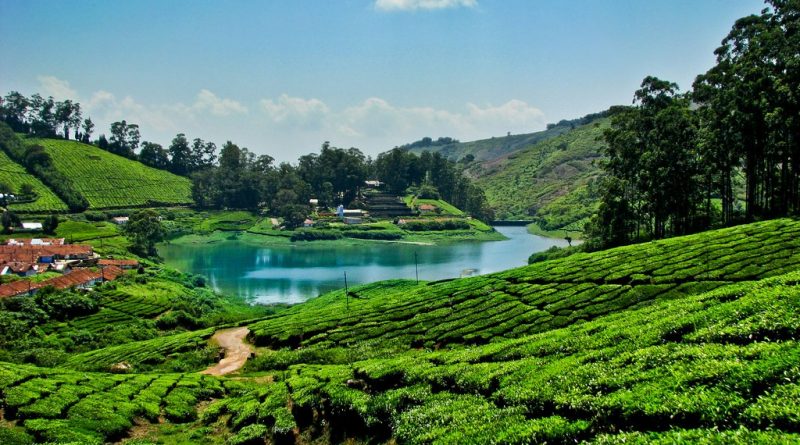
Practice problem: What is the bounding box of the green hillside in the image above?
[0,149,68,212]
[26,138,192,209]
[1,219,797,443]
[406,111,608,165]
[476,117,608,230]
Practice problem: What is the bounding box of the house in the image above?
[0,262,36,277]
[364,180,383,188]
[343,217,363,225]
[6,238,65,246]
[20,222,43,231]
[343,209,364,217]
[303,219,315,228]
[418,204,437,214]
[112,216,129,225]
[309,199,319,208]
[0,265,125,299]
[396,219,408,225]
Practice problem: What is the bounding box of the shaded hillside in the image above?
[25,138,192,209]
[476,117,608,229]
[406,111,608,166]
[1,219,798,443]
[0,149,68,213]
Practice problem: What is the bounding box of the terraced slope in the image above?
[0,148,67,212]
[248,218,799,350]
[224,271,800,444]
[0,363,223,444]
[1,219,798,444]
[26,138,192,209]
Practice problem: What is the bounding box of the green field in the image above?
[0,148,68,212]
[1,218,798,443]
[26,138,192,209]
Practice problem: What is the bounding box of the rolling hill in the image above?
[475,117,608,228]
[401,111,611,231]
[405,111,608,165]
[26,138,192,209]
[1,219,797,443]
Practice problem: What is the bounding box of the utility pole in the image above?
[414,251,419,284]
[344,271,349,312]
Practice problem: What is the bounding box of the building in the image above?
[0,262,37,277]
[20,222,43,231]
[418,204,437,213]
[343,217,363,225]
[112,216,129,225]
[303,219,315,228]
[6,238,66,246]
[0,266,125,299]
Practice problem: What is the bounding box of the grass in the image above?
[26,138,192,209]
[0,149,68,213]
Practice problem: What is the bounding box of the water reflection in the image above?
[159,226,568,304]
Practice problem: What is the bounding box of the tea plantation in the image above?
[0,148,68,212]
[26,138,192,209]
[0,219,798,443]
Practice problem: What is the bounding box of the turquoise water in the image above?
[159,226,569,304]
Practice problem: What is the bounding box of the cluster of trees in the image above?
[191,142,368,228]
[375,148,494,221]
[191,141,494,225]
[0,91,94,142]
[587,1,800,249]
[0,91,218,178]
[398,136,459,150]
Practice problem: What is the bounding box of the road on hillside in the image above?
[201,327,253,376]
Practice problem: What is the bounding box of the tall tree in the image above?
[168,133,192,176]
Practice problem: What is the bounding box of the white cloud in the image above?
[335,97,544,141]
[260,94,330,128]
[375,0,477,12]
[194,89,247,116]
[37,75,78,101]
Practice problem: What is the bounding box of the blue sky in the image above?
[0,0,765,161]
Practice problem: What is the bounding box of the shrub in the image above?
[290,230,342,242]
[402,220,470,231]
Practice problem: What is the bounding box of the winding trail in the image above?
[201,327,253,376]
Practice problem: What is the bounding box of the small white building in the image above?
[112,216,129,225]
[20,222,43,231]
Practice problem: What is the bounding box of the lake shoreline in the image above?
[159,226,568,305]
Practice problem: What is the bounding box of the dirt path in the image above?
[201,327,253,376]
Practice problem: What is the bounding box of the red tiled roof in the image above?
[4,261,35,273]
[0,245,94,260]
[0,266,125,298]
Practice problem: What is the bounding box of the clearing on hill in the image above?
[27,138,192,209]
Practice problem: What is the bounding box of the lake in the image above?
[159,226,569,305]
